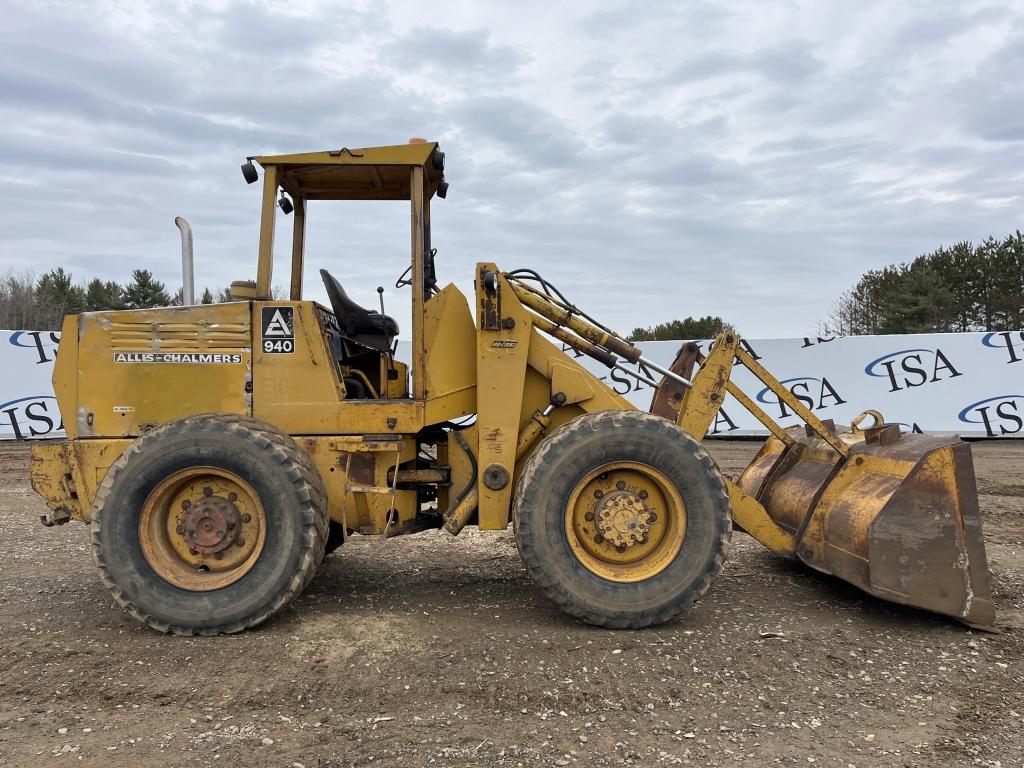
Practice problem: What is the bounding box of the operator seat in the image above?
[319,269,398,352]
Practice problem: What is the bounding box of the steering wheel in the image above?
[395,248,439,294]
[395,264,413,288]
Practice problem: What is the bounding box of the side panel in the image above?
[31,438,132,523]
[52,315,80,439]
[251,300,343,424]
[252,300,426,435]
[299,436,417,535]
[30,442,82,521]
[76,304,251,437]
[422,283,477,424]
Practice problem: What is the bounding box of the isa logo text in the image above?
[755,376,846,419]
[982,331,1024,365]
[864,347,962,393]
[8,331,61,365]
[0,396,64,439]
[958,395,1024,437]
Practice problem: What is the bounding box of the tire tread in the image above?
[90,413,328,636]
[513,410,731,628]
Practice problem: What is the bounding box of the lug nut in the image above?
[648,512,657,522]
[616,480,626,490]
[242,513,251,523]
[203,487,213,497]
[594,490,603,499]
[584,511,594,522]
[638,490,648,500]
[594,533,603,544]
[181,500,191,510]
[236,537,246,547]
[616,544,627,553]
[227,521,236,530]
[176,525,185,534]
[228,492,238,502]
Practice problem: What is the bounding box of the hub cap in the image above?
[139,467,266,591]
[564,461,686,583]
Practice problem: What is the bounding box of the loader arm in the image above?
[502,271,994,628]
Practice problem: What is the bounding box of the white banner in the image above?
[0,330,64,439]
[556,331,1024,438]
[3,329,1022,439]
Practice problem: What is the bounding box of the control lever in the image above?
[377,287,397,388]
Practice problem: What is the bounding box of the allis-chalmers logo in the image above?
[959,395,1024,437]
[8,331,61,364]
[864,347,962,392]
[982,331,1024,364]
[755,376,846,419]
[0,395,63,438]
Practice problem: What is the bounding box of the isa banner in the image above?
[1,330,64,439]
[3,328,1023,439]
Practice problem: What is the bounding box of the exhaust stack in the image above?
[174,216,195,305]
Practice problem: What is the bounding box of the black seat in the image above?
[319,269,398,350]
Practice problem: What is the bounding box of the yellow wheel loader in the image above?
[29,141,995,635]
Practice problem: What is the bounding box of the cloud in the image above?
[669,44,823,86]
[379,25,528,74]
[0,0,1020,339]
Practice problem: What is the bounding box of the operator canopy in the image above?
[243,142,448,201]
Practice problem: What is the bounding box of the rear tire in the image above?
[513,410,731,628]
[91,414,328,635]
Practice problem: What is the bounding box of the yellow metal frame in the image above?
[26,141,992,630]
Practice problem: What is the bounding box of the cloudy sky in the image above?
[1,0,1022,337]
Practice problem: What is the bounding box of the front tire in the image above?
[91,414,328,635]
[513,410,731,628]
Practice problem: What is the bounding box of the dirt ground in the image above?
[0,440,1021,768]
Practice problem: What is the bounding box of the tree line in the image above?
[629,315,734,341]
[824,231,1024,335]
[0,269,233,331]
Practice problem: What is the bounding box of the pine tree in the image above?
[200,287,214,304]
[35,268,85,329]
[994,231,1024,330]
[84,279,124,312]
[630,315,735,341]
[123,269,171,309]
[826,232,1024,335]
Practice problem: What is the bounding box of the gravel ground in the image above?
[0,439,1021,768]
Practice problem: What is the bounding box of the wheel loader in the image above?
[29,141,994,635]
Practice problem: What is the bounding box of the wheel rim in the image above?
[139,466,267,591]
[564,461,686,583]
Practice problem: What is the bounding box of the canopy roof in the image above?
[253,142,445,201]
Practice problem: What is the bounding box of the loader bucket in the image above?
[737,424,994,628]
